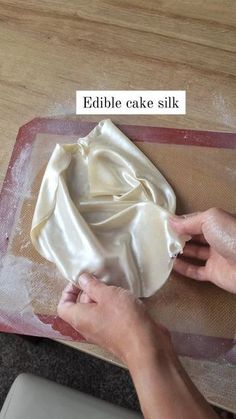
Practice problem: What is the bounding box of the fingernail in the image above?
[181,212,199,219]
[169,214,190,222]
[79,273,91,288]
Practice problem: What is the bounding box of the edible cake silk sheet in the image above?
[1,118,236,411]
[30,120,185,297]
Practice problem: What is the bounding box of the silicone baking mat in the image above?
[0,118,236,365]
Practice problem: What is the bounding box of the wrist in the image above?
[123,321,177,371]
[124,324,218,419]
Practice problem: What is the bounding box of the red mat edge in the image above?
[0,117,236,365]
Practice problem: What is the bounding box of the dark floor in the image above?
[0,332,139,412]
[0,332,235,418]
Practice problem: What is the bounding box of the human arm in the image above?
[58,274,217,419]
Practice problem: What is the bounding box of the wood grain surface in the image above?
[0,0,236,188]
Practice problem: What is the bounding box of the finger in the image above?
[173,258,206,281]
[182,243,210,261]
[78,273,108,302]
[169,212,205,236]
[60,283,80,305]
[57,295,95,330]
[79,291,94,304]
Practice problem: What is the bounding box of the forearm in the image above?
[125,327,218,419]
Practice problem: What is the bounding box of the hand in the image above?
[57,273,171,364]
[58,274,217,419]
[169,208,236,293]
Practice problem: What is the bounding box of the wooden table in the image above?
[1,0,236,187]
[0,0,236,410]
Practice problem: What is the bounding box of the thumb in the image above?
[78,273,108,302]
[57,282,92,329]
[169,212,204,235]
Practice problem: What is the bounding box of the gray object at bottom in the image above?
[0,374,142,419]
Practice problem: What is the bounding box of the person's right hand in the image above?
[58,274,218,419]
[169,208,236,293]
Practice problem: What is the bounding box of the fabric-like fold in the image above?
[31,119,186,297]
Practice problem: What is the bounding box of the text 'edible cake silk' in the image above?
[30,119,186,297]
